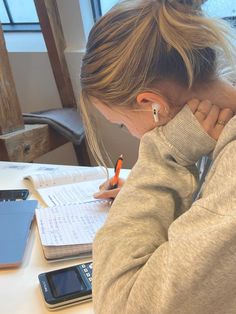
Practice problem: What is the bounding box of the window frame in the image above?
[90,0,236,24]
[90,0,102,22]
[224,16,236,26]
[1,0,41,33]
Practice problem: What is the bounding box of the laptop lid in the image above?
[0,200,37,268]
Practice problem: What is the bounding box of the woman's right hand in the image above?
[93,178,125,200]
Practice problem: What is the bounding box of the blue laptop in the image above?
[0,200,37,268]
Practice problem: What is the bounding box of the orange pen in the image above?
[110,154,123,189]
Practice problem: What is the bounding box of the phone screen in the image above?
[47,268,86,298]
[0,189,29,201]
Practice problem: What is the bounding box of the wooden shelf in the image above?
[0,124,68,162]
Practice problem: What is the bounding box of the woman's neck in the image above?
[162,79,236,114]
[191,79,236,113]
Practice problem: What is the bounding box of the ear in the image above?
[136,92,170,117]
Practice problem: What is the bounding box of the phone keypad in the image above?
[78,263,93,284]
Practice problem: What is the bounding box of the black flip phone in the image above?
[38,262,92,309]
[0,189,29,201]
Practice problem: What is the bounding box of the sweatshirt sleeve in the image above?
[92,106,234,314]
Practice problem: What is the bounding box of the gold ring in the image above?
[216,120,226,126]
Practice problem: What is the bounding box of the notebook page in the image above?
[24,166,106,189]
[36,202,109,246]
[37,179,104,207]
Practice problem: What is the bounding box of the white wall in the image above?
[4,0,139,169]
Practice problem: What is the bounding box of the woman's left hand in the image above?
[187,99,234,140]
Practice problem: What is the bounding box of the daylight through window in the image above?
[0,0,40,32]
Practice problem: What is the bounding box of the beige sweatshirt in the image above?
[93,105,236,314]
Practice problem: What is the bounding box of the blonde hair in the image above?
[80,0,236,166]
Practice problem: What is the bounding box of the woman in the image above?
[80,0,236,313]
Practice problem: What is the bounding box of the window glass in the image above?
[6,0,39,23]
[100,0,118,15]
[98,0,236,18]
[203,0,236,18]
[0,1,10,23]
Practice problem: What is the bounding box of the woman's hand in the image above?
[94,99,234,201]
[93,178,125,200]
[187,99,234,140]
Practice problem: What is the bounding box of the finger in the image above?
[99,181,110,190]
[187,99,200,113]
[116,178,125,187]
[215,108,234,127]
[194,100,212,122]
[99,177,117,190]
[212,108,234,140]
[203,104,220,130]
[100,178,125,190]
[94,188,120,199]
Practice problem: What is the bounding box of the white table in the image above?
[0,161,129,314]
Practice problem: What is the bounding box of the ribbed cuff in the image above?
[160,105,216,166]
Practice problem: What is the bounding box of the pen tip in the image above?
[119,154,123,159]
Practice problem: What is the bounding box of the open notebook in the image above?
[24,166,110,260]
[35,201,110,260]
[24,166,107,207]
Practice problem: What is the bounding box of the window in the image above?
[91,0,236,21]
[99,0,118,15]
[203,0,236,19]
[0,0,40,32]
[91,0,118,20]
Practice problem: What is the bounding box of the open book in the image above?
[24,166,109,260]
[35,201,109,260]
[24,166,107,207]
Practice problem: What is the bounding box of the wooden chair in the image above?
[0,0,90,165]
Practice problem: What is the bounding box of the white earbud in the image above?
[152,103,160,123]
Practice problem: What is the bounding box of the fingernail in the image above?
[93,192,102,198]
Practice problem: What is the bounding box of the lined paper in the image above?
[24,166,106,189]
[36,202,109,246]
[38,179,104,207]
